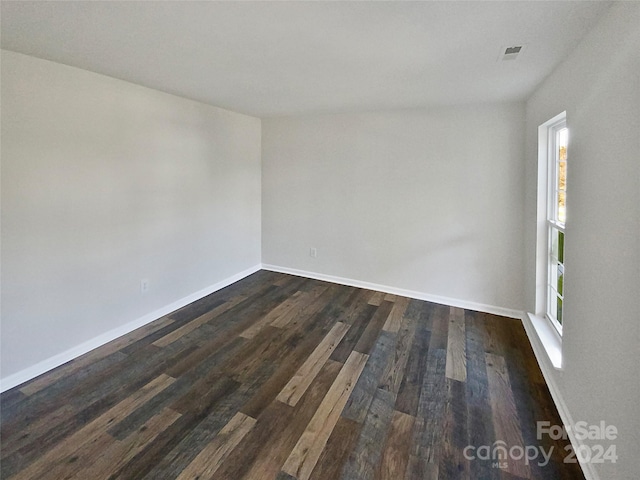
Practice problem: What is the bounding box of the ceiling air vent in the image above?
[500,45,524,61]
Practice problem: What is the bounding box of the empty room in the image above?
[1,1,638,479]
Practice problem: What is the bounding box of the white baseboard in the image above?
[0,264,261,393]
[261,264,523,319]
[521,313,599,480]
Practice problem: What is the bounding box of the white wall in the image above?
[1,51,262,381]
[262,103,525,313]
[524,3,640,479]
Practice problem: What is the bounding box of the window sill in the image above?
[524,313,563,369]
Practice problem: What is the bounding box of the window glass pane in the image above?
[558,230,564,263]
[558,191,566,223]
[556,127,568,223]
[558,129,568,158]
[557,295,563,325]
[558,161,567,191]
[557,262,564,296]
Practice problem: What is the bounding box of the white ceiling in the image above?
[1,1,611,117]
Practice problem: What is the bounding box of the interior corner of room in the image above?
[1,2,638,479]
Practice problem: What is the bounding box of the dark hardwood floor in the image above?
[0,270,584,479]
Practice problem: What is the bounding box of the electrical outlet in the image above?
[309,247,317,258]
[140,279,150,294]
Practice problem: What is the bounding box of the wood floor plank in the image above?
[429,303,449,349]
[342,330,396,424]
[486,352,531,479]
[382,296,410,333]
[395,302,432,417]
[375,410,415,480]
[282,351,369,480]
[277,321,350,406]
[307,417,362,480]
[340,387,396,479]
[480,312,504,356]
[330,303,377,364]
[368,291,385,306]
[445,306,467,382]
[438,378,470,480]
[379,313,417,395]
[354,300,394,355]
[175,411,256,480]
[465,312,500,480]
[412,347,447,463]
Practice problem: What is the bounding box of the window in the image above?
[527,112,567,368]
[546,120,568,333]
